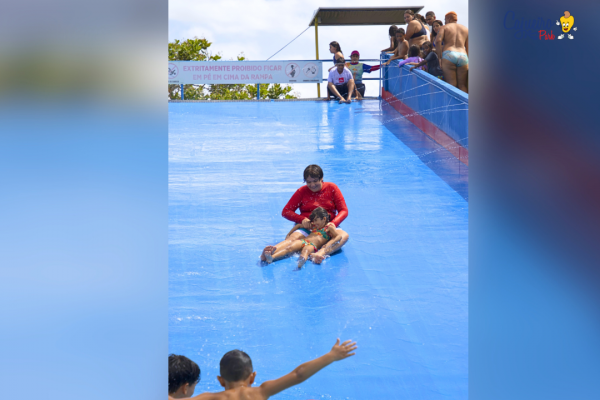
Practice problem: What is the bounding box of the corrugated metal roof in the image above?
[308,6,424,26]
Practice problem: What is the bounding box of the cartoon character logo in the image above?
[556,11,577,39]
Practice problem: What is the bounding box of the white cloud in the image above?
[170,0,468,98]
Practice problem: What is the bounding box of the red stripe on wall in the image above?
[382,88,469,166]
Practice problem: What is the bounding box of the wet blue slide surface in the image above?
[169,100,468,399]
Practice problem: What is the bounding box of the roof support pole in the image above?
[314,16,320,98]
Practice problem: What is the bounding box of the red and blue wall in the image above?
[381,53,469,165]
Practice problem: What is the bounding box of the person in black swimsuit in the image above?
[404,10,430,49]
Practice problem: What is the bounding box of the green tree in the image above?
[168,38,297,100]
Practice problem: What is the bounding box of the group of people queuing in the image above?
[325,9,469,102]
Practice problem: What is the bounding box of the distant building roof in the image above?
[308,6,424,26]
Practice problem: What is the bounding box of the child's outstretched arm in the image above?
[259,338,357,398]
[409,59,427,71]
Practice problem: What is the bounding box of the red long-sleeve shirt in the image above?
[282,182,348,227]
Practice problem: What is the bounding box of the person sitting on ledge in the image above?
[326,57,355,104]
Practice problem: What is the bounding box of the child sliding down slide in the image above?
[261,207,340,269]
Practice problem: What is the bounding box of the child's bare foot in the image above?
[297,256,307,269]
[261,245,276,263]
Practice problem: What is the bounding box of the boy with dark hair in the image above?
[169,354,201,398]
[326,56,355,103]
[383,28,409,65]
[425,11,436,27]
[180,338,357,400]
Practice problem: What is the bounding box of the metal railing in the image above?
[177,57,388,100]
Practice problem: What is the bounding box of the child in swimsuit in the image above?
[261,207,339,269]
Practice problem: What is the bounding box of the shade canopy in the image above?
[308,6,424,26]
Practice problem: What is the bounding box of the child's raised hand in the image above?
[329,338,357,361]
[301,218,312,230]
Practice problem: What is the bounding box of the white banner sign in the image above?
[168,61,322,85]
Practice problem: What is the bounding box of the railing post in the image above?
[257,84,260,99]
[379,53,382,99]
[180,84,184,100]
[315,16,320,98]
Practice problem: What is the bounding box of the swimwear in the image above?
[295,226,330,241]
[442,50,469,68]
[412,21,428,38]
[311,227,331,241]
[301,239,317,252]
[296,228,310,237]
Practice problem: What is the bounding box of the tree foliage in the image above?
[168,38,296,100]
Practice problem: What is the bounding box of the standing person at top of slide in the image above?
[327,41,344,72]
[404,10,430,49]
[431,20,444,48]
[381,25,399,53]
[425,11,437,29]
[281,165,349,263]
[436,11,469,93]
[383,28,409,65]
[425,11,438,43]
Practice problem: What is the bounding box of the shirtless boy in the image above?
[383,28,409,65]
[436,11,469,93]
[169,338,357,400]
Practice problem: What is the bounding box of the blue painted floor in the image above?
[169,100,468,399]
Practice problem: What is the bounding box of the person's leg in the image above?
[344,81,355,102]
[441,58,458,88]
[356,83,366,98]
[336,83,349,100]
[456,56,469,93]
[326,84,335,100]
[261,230,307,261]
[298,243,316,268]
[310,229,350,264]
[260,245,277,261]
[268,239,304,263]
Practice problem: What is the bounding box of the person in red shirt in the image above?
[261,165,349,264]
